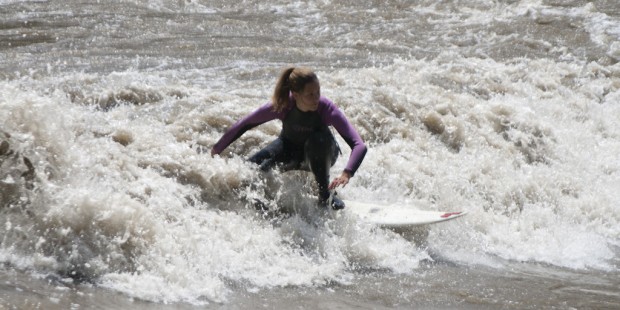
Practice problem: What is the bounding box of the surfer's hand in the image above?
[210,148,218,157]
[329,171,351,190]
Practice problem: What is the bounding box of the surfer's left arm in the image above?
[321,100,367,188]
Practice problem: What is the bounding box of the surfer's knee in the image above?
[249,139,284,171]
[248,149,273,171]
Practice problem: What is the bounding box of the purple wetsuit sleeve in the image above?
[320,98,367,176]
[212,103,280,155]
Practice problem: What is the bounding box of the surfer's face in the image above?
[294,80,320,112]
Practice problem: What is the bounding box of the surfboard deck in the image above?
[343,200,467,228]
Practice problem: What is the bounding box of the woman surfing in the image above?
[211,67,367,210]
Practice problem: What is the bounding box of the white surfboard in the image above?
[344,200,467,228]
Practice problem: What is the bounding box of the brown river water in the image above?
[1,0,619,309]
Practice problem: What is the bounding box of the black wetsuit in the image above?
[249,104,340,199]
[212,96,367,204]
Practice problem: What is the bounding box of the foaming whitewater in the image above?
[1,0,620,307]
[2,54,619,304]
[0,69,434,304]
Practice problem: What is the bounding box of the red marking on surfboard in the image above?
[441,212,462,218]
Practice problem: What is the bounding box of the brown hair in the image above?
[272,67,318,112]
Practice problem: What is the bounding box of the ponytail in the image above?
[272,67,318,112]
[272,67,295,112]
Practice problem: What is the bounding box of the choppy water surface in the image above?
[1,0,619,309]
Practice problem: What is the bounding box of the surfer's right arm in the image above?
[211,103,281,156]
